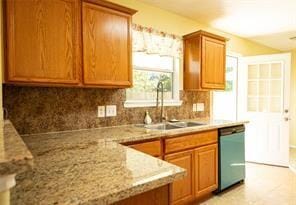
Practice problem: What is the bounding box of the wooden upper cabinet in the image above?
[4,0,136,88]
[201,36,226,89]
[82,1,136,87]
[5,0,81,85]
[183,31,226,91]
[165,150,195,205]
[194,143,218,198]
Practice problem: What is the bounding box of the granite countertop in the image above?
[12,128,185,205]
[0,121,33,175]
[12,118,247,205]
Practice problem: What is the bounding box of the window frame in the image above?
[124,54,182,108]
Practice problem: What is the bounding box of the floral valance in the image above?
[132,24,183,58]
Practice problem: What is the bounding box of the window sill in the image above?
[124,100,183,108]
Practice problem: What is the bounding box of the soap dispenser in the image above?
[144,111,152,125]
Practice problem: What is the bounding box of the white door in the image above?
[238,53,291,167]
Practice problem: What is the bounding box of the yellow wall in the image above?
[290,50,296,147]
[109,0,279,56]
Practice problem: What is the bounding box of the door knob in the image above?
[284,117,291,121]
[284,109,289,113]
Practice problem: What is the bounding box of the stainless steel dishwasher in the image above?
[216,125,246,193]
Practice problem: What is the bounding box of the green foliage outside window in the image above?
[127,70,173,100]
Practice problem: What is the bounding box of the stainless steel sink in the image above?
[144,123,181,130]
[143,121,206,130]
[171,121,206,128]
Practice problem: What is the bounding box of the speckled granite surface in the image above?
[11,119,247,205]
[0,121,33,175]
[3,86,210,134]
[12,133,185,205]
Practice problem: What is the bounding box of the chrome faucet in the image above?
[156,81,165,123]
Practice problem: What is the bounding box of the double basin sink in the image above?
[143,121,206,130]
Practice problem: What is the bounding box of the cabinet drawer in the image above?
[165,130,218,154]
[129,140,161,157]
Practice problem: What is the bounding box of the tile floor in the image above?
[200,163,296,205]
[290,148,296,172]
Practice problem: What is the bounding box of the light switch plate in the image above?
[98,106,105,118]
[106,105,117,117]
[196,103,205,112]
[192,103,197,112]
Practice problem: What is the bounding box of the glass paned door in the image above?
[247,62,283,113]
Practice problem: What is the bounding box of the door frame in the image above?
[210,51,242,120]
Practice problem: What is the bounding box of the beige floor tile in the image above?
[290,148,296,172]
[199,163,296,205]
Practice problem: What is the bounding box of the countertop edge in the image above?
[0,120,33,175]
[101,164,186,204]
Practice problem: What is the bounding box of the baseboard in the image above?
[290,145,296,149]
[289,165,296,174]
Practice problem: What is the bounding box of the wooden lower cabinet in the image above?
[165,150,195,205]
[128,140,161,157]
[165,143,218,204]
[121,130,218,205]
[195,143,218,198]
[114,185,169,205]
[164,130,218,154]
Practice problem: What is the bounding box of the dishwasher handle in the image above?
[219,125,245,136]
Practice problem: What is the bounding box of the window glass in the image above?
[133,52,174,71]
[247,62,283,113]
[126,52,179,102]
[126,70,173,101]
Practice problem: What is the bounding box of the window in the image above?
[125,24,183,108]
[124,52,182,108]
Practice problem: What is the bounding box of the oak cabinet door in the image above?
[6,0,81,85]
[165,150,195,205]
[201,36,226,90]
[183,35,201,91]
[82,2,132,87]
[128,140,161,157]
[194,143,218,197]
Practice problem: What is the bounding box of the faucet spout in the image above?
[156,81,165,123]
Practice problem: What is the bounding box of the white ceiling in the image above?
[138,0,296,51]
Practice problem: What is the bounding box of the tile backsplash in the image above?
[3,85,210,134]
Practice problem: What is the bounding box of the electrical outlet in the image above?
[192,103,197,112]
[196,103,205,112]
[97,106,105,118]
[106,105,117,117]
